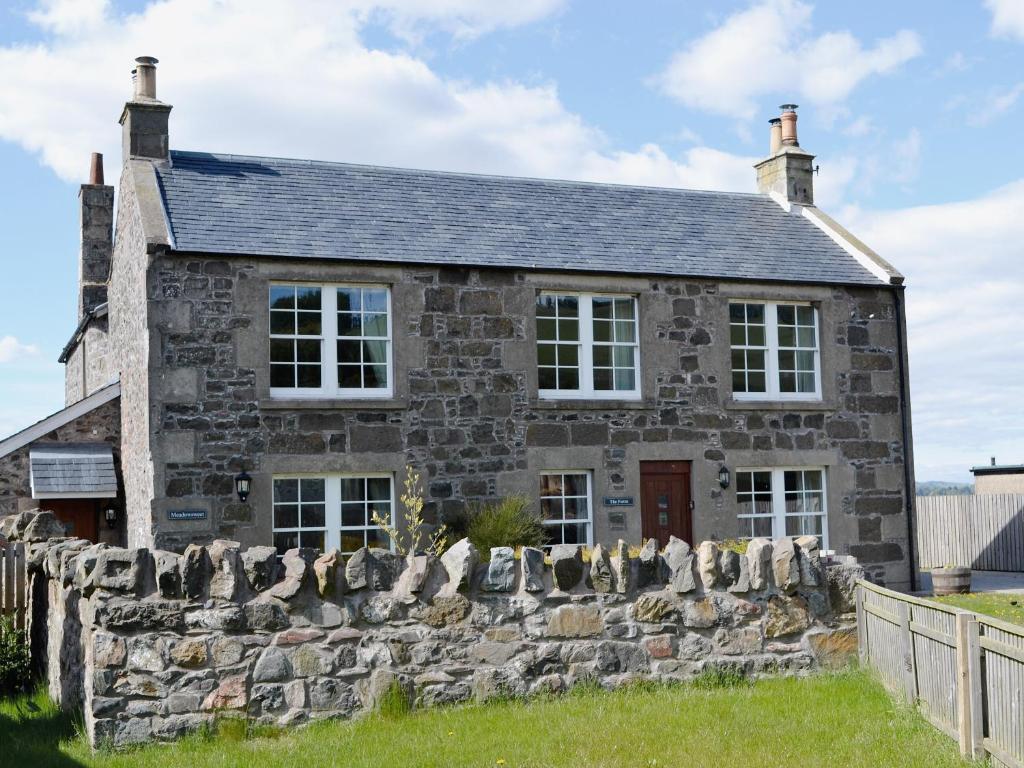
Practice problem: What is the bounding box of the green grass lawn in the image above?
[0,672,976,768]
[932,592,1024,625]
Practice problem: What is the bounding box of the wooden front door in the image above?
[640,461,692,546]
[36,499,100,543]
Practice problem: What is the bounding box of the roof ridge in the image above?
[168,149,766,200]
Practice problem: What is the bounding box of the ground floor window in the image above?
[735,467,828,549]
[539,471,593,547]
[272,473,394,556]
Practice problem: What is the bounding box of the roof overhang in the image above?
[0,381,120,460]
[30,443,117,498]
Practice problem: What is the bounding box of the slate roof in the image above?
[155,150,884,286]
[29,443,117,498]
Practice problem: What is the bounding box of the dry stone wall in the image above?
[5,510,861,750]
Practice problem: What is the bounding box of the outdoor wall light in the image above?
[234,471,252,502]
[104,506,118,530]
[718,466,731,489]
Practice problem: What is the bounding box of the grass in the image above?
[0,671,978,768]
[932,591,1024,625]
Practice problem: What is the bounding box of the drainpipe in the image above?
[892,285,916,591]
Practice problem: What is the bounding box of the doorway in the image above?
[640,461,692,546]
[36,499,100,543]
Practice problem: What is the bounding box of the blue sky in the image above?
[0,0,1022,482]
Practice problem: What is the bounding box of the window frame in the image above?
[271,472,396,556]
[538,469,595,548]
[729,300,822,402]
[537,291,642,401]
[735,466,829,550]
[269,282,394,400]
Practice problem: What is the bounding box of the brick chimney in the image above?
[754,104,816,205]
[79,152,114,318]
[119,56,172,162]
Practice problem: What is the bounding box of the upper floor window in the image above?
[270,284,392,398]
[730,302,820,400]
[272,473,394,556]
[537,293,640,399]
[736,467,829,549]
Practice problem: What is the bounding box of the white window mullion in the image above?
[766,306,780,399]
[325,476,341,551]
[579,297,594,393]
[322,287,338,396]
[771,469,787,540]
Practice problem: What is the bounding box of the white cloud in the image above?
[986,0,1024,41]
[844,180,1024,481]
[0,336,40,364]
[26,0,109,35]
[968,82,1024,126]
[654,0,921,120]
[0,0,753,195]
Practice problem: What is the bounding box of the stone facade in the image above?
[64,315,113,406]
[5,511,860,749]
[0,397,121,518]
[135,251,913,587]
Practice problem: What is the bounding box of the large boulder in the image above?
[153,550,182,599]
[772,537,801,594]
[795,535,822,587]
[746,538,773,591]
[242,546,279,592]
[181,544,210,600]
[207,539,242,600]
[520,547,545,592]
[613,540,630,594]
[313,549,342,598]
[589,543,613,593]
[440,538,479,592]
[664,537,696,593]
[550,545,584,591]
[637,538,661,587]
[697,541,720,589]
[482,547,516,592]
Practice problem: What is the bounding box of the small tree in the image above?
[373,466,448,556]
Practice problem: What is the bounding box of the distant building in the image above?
[971,458,1024,494]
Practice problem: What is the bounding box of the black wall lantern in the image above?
[718,466,731,489]
[104,506,118,530]
[234,471,252,502]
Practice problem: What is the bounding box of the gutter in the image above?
[892,285,917,592]
[58,302,108,364]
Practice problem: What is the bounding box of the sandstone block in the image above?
[590,543,613,593]
[546,604,603,638]
[765,595,812,638]
[746,538,772,591]
[441,538,479,591]
[613,540,630,594]
[772,538,801,594]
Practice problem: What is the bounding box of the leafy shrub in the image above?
[718,538,749,555]
[466,496,545,559]
[0,615,31,696]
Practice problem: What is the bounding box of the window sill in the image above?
[259,397,409,411]
[724,398,835,412]
[531,398,653,411]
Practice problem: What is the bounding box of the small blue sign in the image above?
[168,509,207,521]
[603,496,634,507]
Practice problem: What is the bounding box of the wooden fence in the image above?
[916,494,1024,571]
[858,580,1024,766]
[0,536,28,631]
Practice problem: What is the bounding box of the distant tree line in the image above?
[916,481,974,497]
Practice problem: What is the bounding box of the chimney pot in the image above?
[992,457,997,466]
[779,103,799,146]
[768,118,783,155]
[133,55,159,100]
[88,152,104,185]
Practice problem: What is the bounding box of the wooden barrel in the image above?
[932,566,971,596]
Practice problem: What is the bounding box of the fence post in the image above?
[897,600,917,703]
[856,584,868,666]
[964,618,985,760]
[955,611,977,757]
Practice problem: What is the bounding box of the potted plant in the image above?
[931,565,971,596]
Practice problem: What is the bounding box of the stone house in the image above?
[0,57,916,589]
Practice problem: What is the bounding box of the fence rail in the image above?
[0,536,28,631]
[858,580,1024,766]
[916,494,1024,571]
